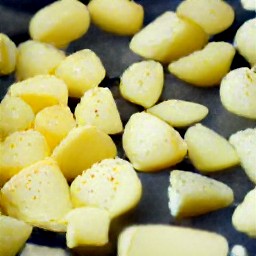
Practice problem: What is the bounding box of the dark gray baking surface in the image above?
[0,0,256,255]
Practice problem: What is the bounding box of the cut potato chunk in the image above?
[0,215,32,256]
[123,112,187,172]
[177,0,235,35]
[147,100,208,127]
[70,158,142,218]
[120,60,164,108]
[130,11,208,63]
[8,75,68,113]
[55,49,106,98]
[241,0,256,10]
[1,158,72,232]
[66,207,110,248]
[168,170,234,218]
[88,0,144,35]
[184,124,239,172]
[232,187,256,237]
[230,245,249,256]
[52,126,117,180]
[29,0,90,48]
[168,42,235,86]
[118,225,229,256]
[220,67,256,119]
[75,87,123,134]
[21,244,68,256]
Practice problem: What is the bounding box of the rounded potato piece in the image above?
[184,124,239,172]
[1,158,72,232]
[220,67,256,119]
[70,158,142,218]
[88,0,144,36]
[122,112,187,172]
[241,0,256,10]
[0,215,32,256]
[55,49,106,98]
[231,245,249,256]
[168,42,235,86]
[29,0,90,48]
[120,60,164,108]
[16,40,65,81]
[118,225,229,256]
[177,0,235,35]
[20,244,69,256]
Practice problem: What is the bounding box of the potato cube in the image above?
[122,112,187,172]
[70,158,142,218]
[21,244,68,256]
[184,124,239,172]
[168,170,234,218]
[168,42,235,86]
[75,87,123,134]
[1,158,72,232]
[120,60,164,108]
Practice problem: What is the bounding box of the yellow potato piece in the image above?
[177,0,235,35]
[88,0,144,36]
[21,244,68,256]
[75,87,123,134]
[232,188,256,237]
[70,158,142,218]
[0,33,17,75]
[16,40,65,81]
[220,67,256,119]
[55,49,106,98]
[122,112,187,172]
[66,207,110,248]
[0,215,32,256]
[34,105,76,151]
[168,42,235,86]
[168,170,234,218]
[120,60,164,108]
[130,11,208,63]
[52,126,117,180]
[1,158,72,232]
[118,225,229,256]
[184,124,239,172]
[8,75,68,113]
[29,0,90,48]
[147,99,208,127]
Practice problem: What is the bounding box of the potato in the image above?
[88,0,144,36]
[55,49,106,98]
[232,188,256,237]
[34,105,76,151]
[66,207,110,248]
[52,126,117,180]
[147,100,208,127]
[220,67,256,119]
[120,60,164,108]
[21,244,68,256]
[168,42,235,86]
[234,18,256,66]
[177,0,235,35]
[168,170,234,218]
[29,0,90,48]
[184,124,239,172]
[0,95,34,139]
[0,158,72,232]
[0,215,32,256]
[70,158,142,218]
[0,33,17,75]
[130,11,208,63]
[231,245,249,256]
[8,75,68,113]
[241,0,256,10]
[118,225,229,256]
[122,112,187,172]
[75,87,123,134]
[16,40,65,81]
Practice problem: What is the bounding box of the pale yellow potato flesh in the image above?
[21,244,68,256]
[241,0,256,10]
[130,11,208,63]
[120,60,164,108]
[184,124,239,172]
[168,42,235,86]
[231,245,249,256]
[168,170,234,217]
[88,0,144,36]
